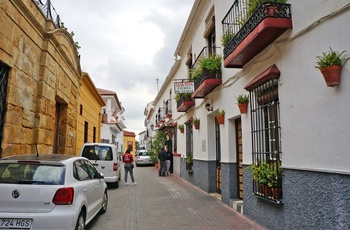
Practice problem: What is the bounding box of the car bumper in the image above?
[0,205,81,230]
[136,160,154,165]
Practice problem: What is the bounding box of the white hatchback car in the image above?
[0,154,108,230]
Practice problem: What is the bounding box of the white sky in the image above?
[51,0,194,138]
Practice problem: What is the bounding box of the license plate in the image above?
[0,219,32,229]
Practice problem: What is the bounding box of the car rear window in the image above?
[0,163,65,185]
[82,145,113,161]
[138,151,148,156]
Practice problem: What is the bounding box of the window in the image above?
[245,65,282,203]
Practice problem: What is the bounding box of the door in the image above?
[235,118,243,199]
[215,118,221,194]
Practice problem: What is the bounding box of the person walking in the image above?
[158,146,167,176]
[122,149,137,185]
[165,145,171,175]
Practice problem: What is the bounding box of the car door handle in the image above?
[95,185,98,189]
[84,189,88,193]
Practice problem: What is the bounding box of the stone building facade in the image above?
[0,0,81,157]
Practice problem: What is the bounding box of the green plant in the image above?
[175,93,192,102]
[217,110,225,116]
[240,0,287,26]
[147,131,166,163]
[315,47,350,70]
[193,117,200,124]
[186,155,193,164]
[247,160,283,187]
[199,54,222,73]
[236,94,249,104]
[221,30,235,47]
[178,124,184,130]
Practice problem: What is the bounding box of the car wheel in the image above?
[75,211,85,230]
[99,191,108,214]
[111,180,119,188]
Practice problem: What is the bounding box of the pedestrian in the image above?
[158,146,167,176]
[165,145,171,175]
[122,149,137,185]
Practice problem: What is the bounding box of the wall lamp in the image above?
[205,103,213,111]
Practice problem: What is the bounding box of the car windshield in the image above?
[0,163,65,185]
[82,146,113,161]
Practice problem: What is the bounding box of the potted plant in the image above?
[221,30,235,47]
[193,117,200,129]
[236,94,249,114]
[216,110,225,125]
[267,161,283,199]
[315,47,350,87]
[186,154,193,172]
[178,124,184,133]
[247,161,271,196]
[191,54,222,82]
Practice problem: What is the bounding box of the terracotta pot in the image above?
[179,128,184,133]
[238,103,248,114]
[216,115,224,124]
[194,123,200,129]
[271,187,282,200]
[320,65,341,87]
[155,162,159,168]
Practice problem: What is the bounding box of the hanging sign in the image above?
[174,81,194,94]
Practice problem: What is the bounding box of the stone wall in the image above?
[0,0,81,156]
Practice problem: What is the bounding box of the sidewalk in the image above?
[94,166,265,230]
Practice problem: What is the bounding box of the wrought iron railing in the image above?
[222,1,291,59]
[35,0,62,28]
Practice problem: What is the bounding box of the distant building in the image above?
[98,88,126,154]
[124,130,136,154]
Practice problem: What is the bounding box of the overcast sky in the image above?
[51,0,194,138]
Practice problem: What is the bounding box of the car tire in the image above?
[75,211,85,230]
[136,163,139,167]
[111,180,119,188]
[99,191,108,214]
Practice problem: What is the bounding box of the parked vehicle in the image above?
[0,154,108,230]
[80,143,122,188]
[135,149,155,166]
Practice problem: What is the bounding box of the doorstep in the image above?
[229,199,244,214]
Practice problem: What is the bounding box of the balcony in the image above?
[222,1,292,68]
[176,94,195,112]
[190,47,222,98]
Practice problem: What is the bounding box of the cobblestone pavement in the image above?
[86,166,265,230]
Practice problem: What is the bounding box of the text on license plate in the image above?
[0,219,32,229]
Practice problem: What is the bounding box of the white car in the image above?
[80,143,122,188]
[135,150,155,166]
[0,154,108,230]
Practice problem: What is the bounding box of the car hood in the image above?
[0,184,59,213]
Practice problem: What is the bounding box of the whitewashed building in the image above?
[98,88,126,154]
[144,0,350,229]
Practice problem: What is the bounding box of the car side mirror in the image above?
[99,172,104,179]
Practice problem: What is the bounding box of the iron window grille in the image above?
[0,63,10,156]
[249,78,282,203]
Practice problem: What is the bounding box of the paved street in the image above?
[86,166,265,230]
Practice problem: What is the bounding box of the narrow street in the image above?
[86,166,265,230]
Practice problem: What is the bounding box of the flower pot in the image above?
[271,187,282,200]
[194,123,200,130]
[238,103,248,114]
[320,65,341,87]
[179,128,184,133]
[216,115,224,125]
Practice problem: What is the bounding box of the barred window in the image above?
[245,65,282,203]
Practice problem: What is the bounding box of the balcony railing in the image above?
[35,0,62,28]
[176,95,194,112]
[222,1,292,68]
[191,47,222,98]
